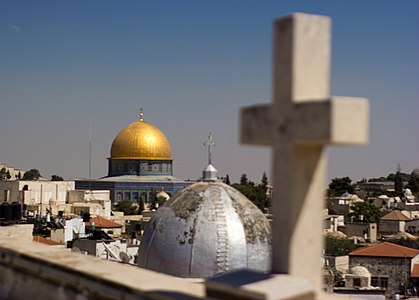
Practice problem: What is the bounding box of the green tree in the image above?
[0,168,6,180]
[394,171,404,194]
[224,174,231,185]
[6,170,11,180]
[407,172,419,194]
[240,173,248,185]
[368,176,386,182]
[23,169,41,180]
[327,177,354,197]
[17,171,21,179]
[232,179,270,212]
[349,202,382,224]
[261,172,268,193]
[113,200,138,215]
[324,236,357,256]
[51,174,64,181]
[387,173,396,181]
[138,198,145,214]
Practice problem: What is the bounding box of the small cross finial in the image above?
[139,107,144,121]
[203,132,216,165]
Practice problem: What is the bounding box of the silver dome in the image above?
[138,181,271,278]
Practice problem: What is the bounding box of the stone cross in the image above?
[240,13,369,292]
[204,132,216,165]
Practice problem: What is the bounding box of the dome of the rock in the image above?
[138,181,271,278]
[110,115,172,160]
[76,110,190,205]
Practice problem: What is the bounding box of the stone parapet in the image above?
[0,230,382,300]
[0,235,204,300]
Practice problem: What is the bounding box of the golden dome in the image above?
[110,115,172,160]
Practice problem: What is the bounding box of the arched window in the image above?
[116,192,123,201]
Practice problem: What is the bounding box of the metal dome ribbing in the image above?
[138,181,271,278]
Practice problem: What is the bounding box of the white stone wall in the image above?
[50,229,65,244]
[68,190,111,217]
[0,224,33,240]
[0,180,74,209]
[407,219,419,233]
[64,218,86,242]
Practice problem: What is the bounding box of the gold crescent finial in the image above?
[139,107,143,121]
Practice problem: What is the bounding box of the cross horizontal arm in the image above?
[293,97,369,145]
[240,97,368,146]
[240,104,273,146]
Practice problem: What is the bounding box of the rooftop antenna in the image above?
[88,119,92,194]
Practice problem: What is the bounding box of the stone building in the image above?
[85,215,123,238]
[349,242,419,297]
[0,180,74,215]
[327,192,364,221]
[379,210,411,235]
[76,110,191,204]
[0,162,26,180]
[406,219,419,234]
[0,180,110,217]
[339,222,377,242]
[357,181,397,194]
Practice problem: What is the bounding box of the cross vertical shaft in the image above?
[272,14,331,291]
[204,132,216,165]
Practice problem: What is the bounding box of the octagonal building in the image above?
[76,110,191,203]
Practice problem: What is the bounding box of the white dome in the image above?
[156,191,170,200]
[138,181,271,278]
[351,266,371,277]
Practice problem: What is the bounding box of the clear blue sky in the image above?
[0,1,418,184]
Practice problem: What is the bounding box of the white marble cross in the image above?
[204,132,216,165]
[240,13,369,292]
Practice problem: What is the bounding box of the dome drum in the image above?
[108,159,172,177]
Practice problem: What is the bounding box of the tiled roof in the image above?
[33,235,63,246]
[381,210,411,221]
[349,242,419,258]
[87,216,122,228]
[412,264,419,278]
